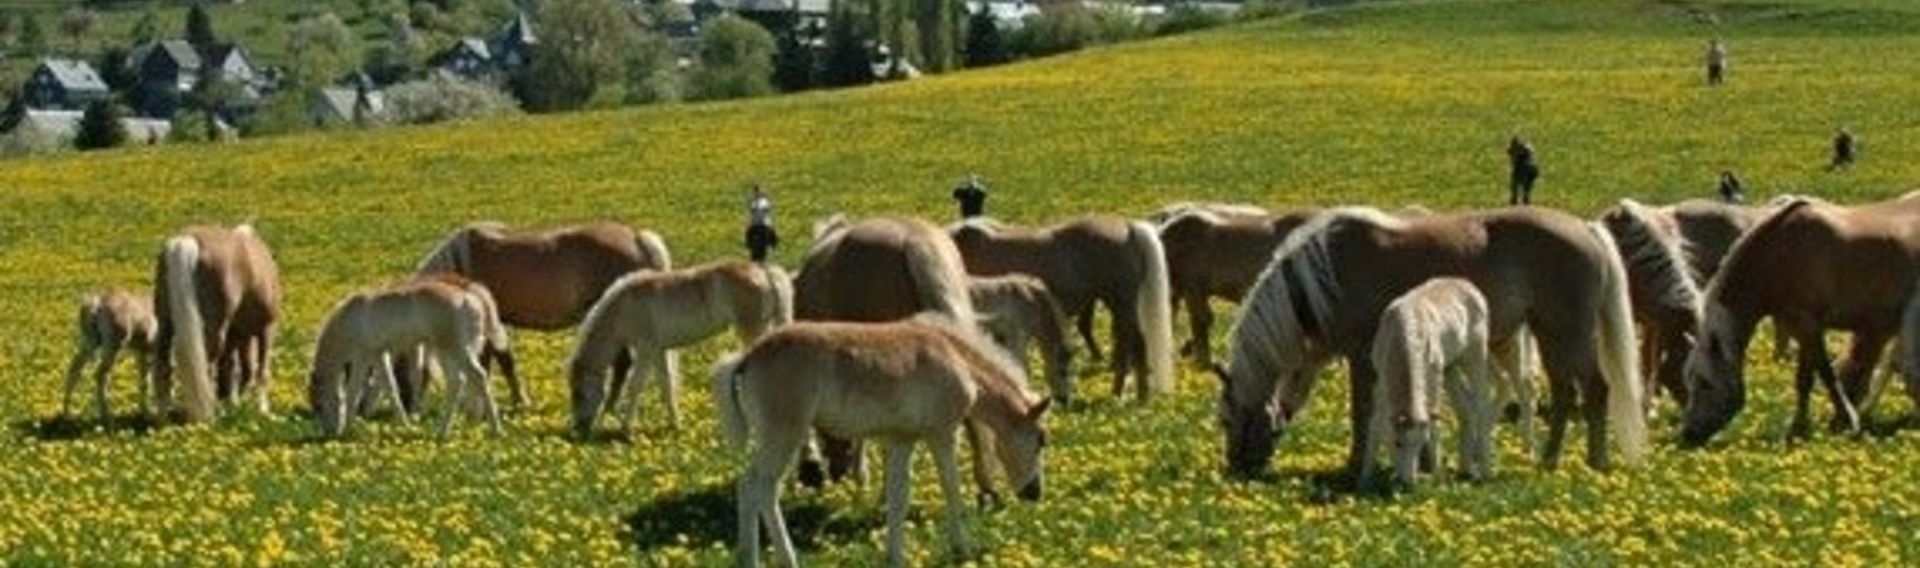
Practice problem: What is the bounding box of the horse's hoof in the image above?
[1787,420,1813,441]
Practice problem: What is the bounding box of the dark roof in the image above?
[152,39,203,70]
[37,58,108,92]
[497,12,537,46]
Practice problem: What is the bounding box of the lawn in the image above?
[1,0,1918,564]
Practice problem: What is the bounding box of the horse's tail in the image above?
[1587,222,1649,466]
[635,229,673,271]
[1127,220,1176,395]
[162,235,216,422]
[759,263,794,328]
[711,353,749,451]
[905,232,977,330]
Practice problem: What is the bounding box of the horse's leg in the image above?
[660,348,682,428]
[1364,369,1391,489]
[456,351,503,436]
[1536,339,1579,470]
[437,352,468,437]
[234,335,257,411]
[91,341,122,424]
[1579,353,1613,471]
[376,354,411,424]
[254,327,274,414]
[1075,305,1103,364]
[619,344,656,434]
[1459,338,1497,480]
[745,430,803,568]
[963,421,998,508]
[1654,326,1691,410]
[63,340,97,417]
[1787,332,1826,440]
[882,441,915,567]
[1821,332,1874,435]
[608,349,634,417]
[930,433,971,561]
[491,345,527,410]
[1183,290,1212,362]
[1347,355,1379,486]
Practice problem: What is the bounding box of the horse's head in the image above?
[1680,303,1751,447]
[1213,362,1279,477]
[998,397,1051,501]
[308,366,348,438]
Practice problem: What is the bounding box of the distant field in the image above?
[2,0,1920,565]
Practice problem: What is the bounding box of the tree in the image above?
[95,46,135,91]
[964,7,1007,67]
[59,7,95,50]
[186,3,216,47]
[130,8,160,45]
[912,0,954,73]
[75,100,129,151]
[20,14,46,54]
[772,24,816,93]
[512,0,644,112]
[820,8,874,88]
[690,15,777,101]
[286,13,361,89]
[363,12,425,84]
[622,28,679,104]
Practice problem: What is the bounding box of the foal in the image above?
[63,290,158,422]
[308,277,508,438]
[568,260,792,437]
[1367,278,1499,487]
[714,317,1050,567]
[969,274,1073,403]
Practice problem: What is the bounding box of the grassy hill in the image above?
[3,0,1920,564]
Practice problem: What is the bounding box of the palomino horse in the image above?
[308,276,510,438]
[63,290,157,422]
[153,224,281,423]
[567,260,793,437]
[411,221,673,411]
[1215,207,1646,480]
[794,216,978,484]
[970,274,1074,404]
[714,317,1049,567]
[1366,278,1499,487]
[1144,201,1270,225]
[1157,207,1320,362]
[1681,195,1920,446]
[949,216,1173,400]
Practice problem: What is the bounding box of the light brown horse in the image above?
[153,224,281,423]
[714,317,1049,567]
[949,216,1173,400]
[410,221,672,411]
[1145,201,1271,225]
[969,274,1074,404]
[794,216,977,484]
[1215,207,1646,481]
[1681,195,1920,446]
[63,290,157,422]
[1157,207,1320,363]
[567,260,792,437]
[307,277,509,438]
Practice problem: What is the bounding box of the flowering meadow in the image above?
[2,0,1920,564]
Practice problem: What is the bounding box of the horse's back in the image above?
[797,218,950,323]
[743,321,975,440]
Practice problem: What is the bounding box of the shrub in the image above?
[74,100,129,151]
[1154,3,1229,36]
[385,74,521,124]
[689,15,777,101]
[964,7,1009,68]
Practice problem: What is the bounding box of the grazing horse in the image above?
[794,216,978,484]
[1597,199,1705,409]
[63,290,157,422]
[411,221,673,411]
[1367,278,1500,487]
[567,260,793,437]
[308,277,509,438]
[1681,195,1920,446]
[153,224,281,423]
[1215,207,1646,480]
[969,274,1074,404]
[949,216,1174,401]
[1145,201,1271,225]
[714,317,1049,568]
[1157,207,1320,362]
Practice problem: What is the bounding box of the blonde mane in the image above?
[1605,199,1703,318]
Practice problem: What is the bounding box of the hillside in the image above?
[2,0,1920,564]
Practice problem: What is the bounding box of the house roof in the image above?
[458,37,493,60]
[708,0,830,14]
[141,39,204,70]
[497,12,536,46]
[313,86,387,122]
[38,59,108,93]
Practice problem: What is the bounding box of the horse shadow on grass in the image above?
[625,482,885,553]
[14,412,164,441]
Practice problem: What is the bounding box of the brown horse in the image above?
[409,221,672,411]
[949,216,1173,400]
[1681,195,1920,446]
[64,289,158,422]
[1215,207,1646,480]
[1157,207,1320,363]
[153,224,281,423]
[794,216,977,484]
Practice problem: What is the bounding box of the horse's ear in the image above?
[1029,398,1052,419]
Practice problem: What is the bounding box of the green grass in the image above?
[2,0,1919,564]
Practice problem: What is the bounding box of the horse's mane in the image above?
[1705,197,1815,303]
[951,217,1007,235]
[1157,208,1226,231]
[1226,207,1401,383]
[415,223,504,275]
[1603,199,1702,316]
[811,213,850,241]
